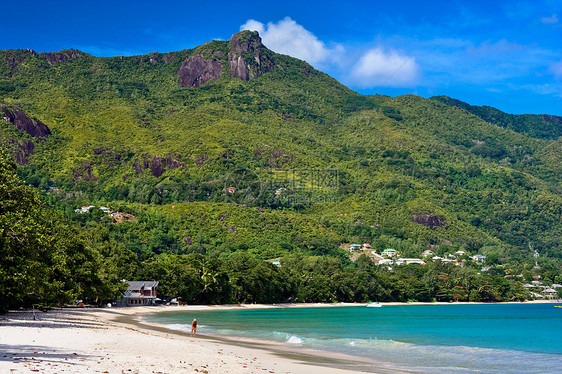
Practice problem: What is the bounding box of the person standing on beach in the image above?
[190,319,197,336]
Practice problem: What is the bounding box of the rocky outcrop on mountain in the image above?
[41,49,83,66]
[228,31,274,81]
[254,144,295,168]
[411,214,446,229]
[0,106,51,164]
[2,137,35,165]
[175,31,274,87]
[73,162,97,181]
[133,154,186,177]
[177,54,223,87]
[1,106,51,138]
[2,49,36,76]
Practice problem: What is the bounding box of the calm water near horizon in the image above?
[146,303,562,373]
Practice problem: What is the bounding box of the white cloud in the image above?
[240,17,341,65]
[541,14,559,24]
[465,39,524,56]
[240,19,265,35]
[349,48,420,88]
[550,61,562,79]
[240,18,418,89]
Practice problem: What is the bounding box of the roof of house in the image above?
[125,281,158,296]
[383,248,396,252]
[124,281,159,298]
[128,281,158,289]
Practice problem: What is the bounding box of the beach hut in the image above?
[123,281,159,306]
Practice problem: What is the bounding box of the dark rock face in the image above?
[1,106,51,138]
[411,214,446,229]
[73,162,97,181]
[196,154,208,166]
[177,55,223,87]
[542,114,561,123]
[1,106,50,164]
[16,139,35,164]
[228,31,274,81]
[254,144,295,168]
[3,49,36,76]
[162,53,174,64]
[133,154,186,177]
[41,49,82,66]
[4,138,35,165]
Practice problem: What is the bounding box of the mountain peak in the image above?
[228,30,274,81]
[176,30,275,87]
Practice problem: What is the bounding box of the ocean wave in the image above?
[157,323,562,373]
[286,335,304,344]
[320,339,562,374]
[164,323,190,333]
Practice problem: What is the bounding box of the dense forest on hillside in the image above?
[1,31,561,309]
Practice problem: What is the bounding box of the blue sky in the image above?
[3,0,562,115]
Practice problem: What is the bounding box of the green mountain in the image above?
[431,95,562,140]
[1,30,561,284]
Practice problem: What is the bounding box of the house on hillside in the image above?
[349,244,362,251]
[363,243,372,249]
[471,254,486,263]
[382,248,397,257]
[123,281,159,306]
[422,250,434,257]
[395,258,426,265]
[542,288,558,299]
[267,258,282,267]
[378,259,394,265]
[75,205,96,213]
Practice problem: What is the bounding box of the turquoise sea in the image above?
[146,303,562,373]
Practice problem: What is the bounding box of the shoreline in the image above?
[124,304,413,374]
[1,300,559,373]
[0,305,414,374]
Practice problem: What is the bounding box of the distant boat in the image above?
[367,302,382,308]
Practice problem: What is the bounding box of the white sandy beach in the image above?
[0,304,413,374]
